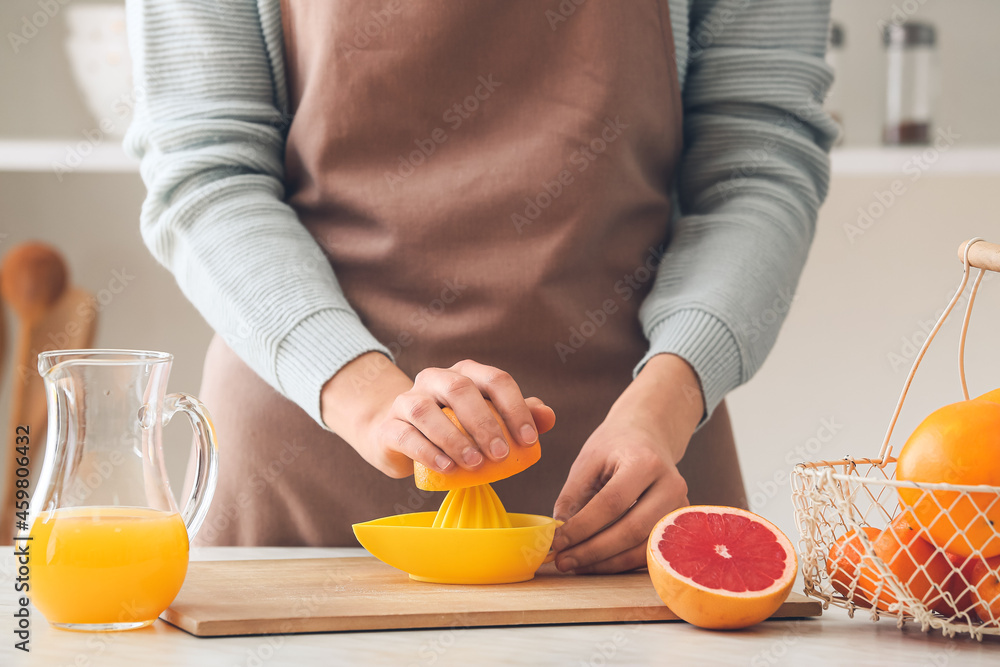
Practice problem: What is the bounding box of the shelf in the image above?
[830,147,1000,175]
[0,139,137,174]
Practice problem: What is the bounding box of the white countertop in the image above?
[2,547,998,666]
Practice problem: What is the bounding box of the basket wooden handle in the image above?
[957,239,1000,272]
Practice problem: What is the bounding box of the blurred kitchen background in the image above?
[1,0,999,544]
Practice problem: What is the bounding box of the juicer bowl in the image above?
[353,512,559,584]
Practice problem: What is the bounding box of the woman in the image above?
[126,0,836,574]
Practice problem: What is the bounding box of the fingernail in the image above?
[462,447,484,467]
[520,424,537,444]
[490,438,509,459]
[560,557,578,571]
[434,454,453,471]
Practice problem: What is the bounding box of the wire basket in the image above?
[791,238,1000,640]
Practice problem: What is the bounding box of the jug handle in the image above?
[163,393,219,542]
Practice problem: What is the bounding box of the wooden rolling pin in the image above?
[958,239,1000,273]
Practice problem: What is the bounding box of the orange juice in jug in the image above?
[29,506,189,629]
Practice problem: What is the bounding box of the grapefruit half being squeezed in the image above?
[414,402,541,492]
[646,505,797,629]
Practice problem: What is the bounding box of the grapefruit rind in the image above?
[413,403,540,492]
[646,505,797,629]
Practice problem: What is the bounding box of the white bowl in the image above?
[64,4,133,138]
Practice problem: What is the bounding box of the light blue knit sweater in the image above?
[124,0,836,427]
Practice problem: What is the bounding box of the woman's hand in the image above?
[551,354,703,574]
[321,353,555,478]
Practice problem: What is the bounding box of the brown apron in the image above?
[193,0,747,547]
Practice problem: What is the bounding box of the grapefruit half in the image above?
[413,402,540,492]
[646,505,797,630]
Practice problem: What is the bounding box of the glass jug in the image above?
[25,349,219,631]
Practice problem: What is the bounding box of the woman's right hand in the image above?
[321,353,555,478]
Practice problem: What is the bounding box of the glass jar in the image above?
[882,21,937,146]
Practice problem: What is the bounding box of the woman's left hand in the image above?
[551,354,704,574]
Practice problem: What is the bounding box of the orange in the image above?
[826,527,880,606]
[970,556,1000,625]
[413,401,540,492]
[855,514,950,612]
[896,399,1000,558]
[646,506,797,630]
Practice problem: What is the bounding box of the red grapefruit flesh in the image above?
[646,505,797,630]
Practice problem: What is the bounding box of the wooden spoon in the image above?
[0,287,6,402]
[0,242,68,537]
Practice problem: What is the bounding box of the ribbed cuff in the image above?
[274,308,393,429]
[633,308,743,427]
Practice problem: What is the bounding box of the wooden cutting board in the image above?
[161,557,821,637]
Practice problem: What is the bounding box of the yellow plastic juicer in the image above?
[352,404,559,584]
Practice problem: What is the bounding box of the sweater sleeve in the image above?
[123,0,392,427]
[634,0,838,422]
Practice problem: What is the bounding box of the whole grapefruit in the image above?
[826,527,880,606]
[977,388,1000,405]
[933,551,981,620]
[855,514,950,612]
[896,399,1000,558]
[970,556,1000,624]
